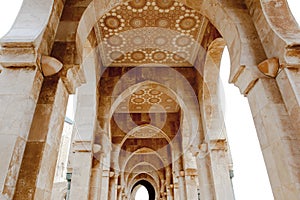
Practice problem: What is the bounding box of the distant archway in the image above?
[132,180,155,200]
[135,185,149,200]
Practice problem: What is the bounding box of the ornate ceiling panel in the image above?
[94,0,205,67]
[129,126,165,139]
[115,83,179,113]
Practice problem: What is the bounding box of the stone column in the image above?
[0,66,43,199]
[172,181,179,200]
[184,169,198,200]
[89,159,103,200]
[108,173,118,200]
[68,142,93,200]
[116,184,122,200]
[165,166,174,200]
[182,150,198,200]
[247,78,300,199]
[276,67,300,130]
[166,185,174,200]
[209,140,234,200]
[100,170,110,200]
[173,155,187,200]
[193,144,215,200]
[177,171,187,200]
[68,64,97,200]
[14,74,68,199]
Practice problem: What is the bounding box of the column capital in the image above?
[257,57,280,78]
[92,144,102,154]
[41,55,63,76]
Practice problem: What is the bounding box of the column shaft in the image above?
[195,152,215,200]
[89,163,102,200]
[100,170,110,200]
[0,67,43,199]
[276,68,300,130]
[247,78,300,199]
[14,76,68,199]
[209,142,234,200]
[69,151,93,200]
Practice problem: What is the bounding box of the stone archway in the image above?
[131,180,155,200]
[1,0,300,199]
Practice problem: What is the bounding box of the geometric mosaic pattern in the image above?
[95,0,204,67]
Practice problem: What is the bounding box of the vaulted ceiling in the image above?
[93,0,208,67]
[93,0,220,194]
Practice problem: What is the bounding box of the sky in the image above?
[0,1,299,200]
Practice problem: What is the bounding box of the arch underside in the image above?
[55,0,287,199]
[0,0,299,199]
[85,1,223,198]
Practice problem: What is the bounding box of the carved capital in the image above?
[92,144,102,154]
[41,55,63,76]
[179,170,185,177]
[109,171,115,178]
[257,57,280,78]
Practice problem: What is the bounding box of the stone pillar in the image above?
[166,185,174,200]
[276,67,300,130]
[177,171,187,200]
[100,170,110,200]
[193,144,215,200]
[247,78,300,199]
[209,140,234,200]
[165,166,174,200]
[89,160,103,200]
[68,143,93,200]
[184,169,198,200]
[116,184,122,200]
[14,75,68,199]
[68,64,97,200]
[108,173,118,200]
[173,155,187,200]
[0,66,43,199]
[172,182,179,200]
